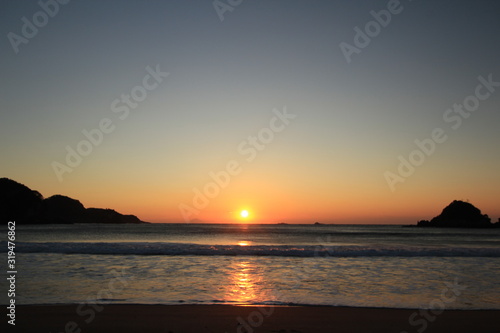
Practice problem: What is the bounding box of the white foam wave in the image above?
[5,241,500,257]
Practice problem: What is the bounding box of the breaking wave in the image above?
[5,241,500,257]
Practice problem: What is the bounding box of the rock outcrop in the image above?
[417,200,496,228]
[0,178,146,224]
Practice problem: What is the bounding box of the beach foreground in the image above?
[8,305,500,333]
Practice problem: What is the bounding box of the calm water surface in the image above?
[1,224,499,309]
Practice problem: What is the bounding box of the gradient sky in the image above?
[1,0,499,223]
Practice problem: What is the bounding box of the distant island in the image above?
[0,178,147,224]
[415,200,499,228]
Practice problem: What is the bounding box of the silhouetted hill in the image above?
[416,200,498,228]
[0,178,43,223]
[41,195,87,224]
[0,178,146,224]
[85,208,142,224]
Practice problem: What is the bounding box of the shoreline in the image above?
[8,302,500,311]
[8,304,500,333]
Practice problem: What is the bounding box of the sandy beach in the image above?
[7,304,500,333]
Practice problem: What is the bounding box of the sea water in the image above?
[1,223,499,309]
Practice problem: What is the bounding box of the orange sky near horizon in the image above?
[12,173,500,225]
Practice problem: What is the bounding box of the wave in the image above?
[4,241,500,257]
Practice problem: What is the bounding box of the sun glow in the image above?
[240,210,249,218]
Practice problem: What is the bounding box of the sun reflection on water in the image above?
[225,260,265,304]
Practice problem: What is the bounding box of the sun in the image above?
[240,210,249,219]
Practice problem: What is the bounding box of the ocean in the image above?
[1,223,500,309]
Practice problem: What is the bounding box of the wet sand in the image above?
[8,304,500,333]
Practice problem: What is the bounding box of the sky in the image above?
[1,0,499,224]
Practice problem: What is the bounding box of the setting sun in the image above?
[240,210,249,218]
